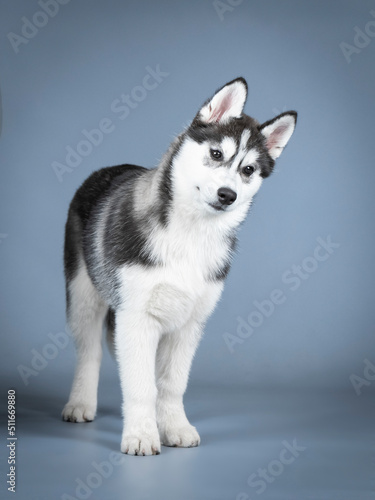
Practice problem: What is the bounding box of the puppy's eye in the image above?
[210,149,222,160]
[242,165,255,176]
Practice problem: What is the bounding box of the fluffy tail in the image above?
[105,308,116,358]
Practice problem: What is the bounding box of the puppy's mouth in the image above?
[208,202,225,212]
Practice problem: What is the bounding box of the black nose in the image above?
[217,187,237,206]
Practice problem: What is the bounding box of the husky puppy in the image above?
[62,78,297,455]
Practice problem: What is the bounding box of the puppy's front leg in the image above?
[115,309,162,456]
[156,320,203,448]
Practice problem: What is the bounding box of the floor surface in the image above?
[1,384,374,500]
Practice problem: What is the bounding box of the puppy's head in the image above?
[172,78,297,222]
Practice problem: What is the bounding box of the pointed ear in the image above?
[197,78,248,124]
[259,111,297,160]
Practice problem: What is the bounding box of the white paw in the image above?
[121,433,161,456]
[62,402,96,423]
[159,424,200,448]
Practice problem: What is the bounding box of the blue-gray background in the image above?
[0,1,374,499]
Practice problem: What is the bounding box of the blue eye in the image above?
[210,149,222,160]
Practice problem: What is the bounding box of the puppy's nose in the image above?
[217,187,237,206]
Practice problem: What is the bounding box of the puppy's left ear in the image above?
[197,77,248,124]
[259,111,297,160]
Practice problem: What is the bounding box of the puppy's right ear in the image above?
[196,78,248,124]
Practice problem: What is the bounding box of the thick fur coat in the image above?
[62,78,297,455]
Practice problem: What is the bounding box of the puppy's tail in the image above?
[105,308,116,359]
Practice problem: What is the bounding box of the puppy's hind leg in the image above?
[62,262,107,423]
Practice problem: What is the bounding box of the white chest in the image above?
[117,218,228,331]
[150,212,234,282]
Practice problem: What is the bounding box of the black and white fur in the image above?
[62,78,297,455]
